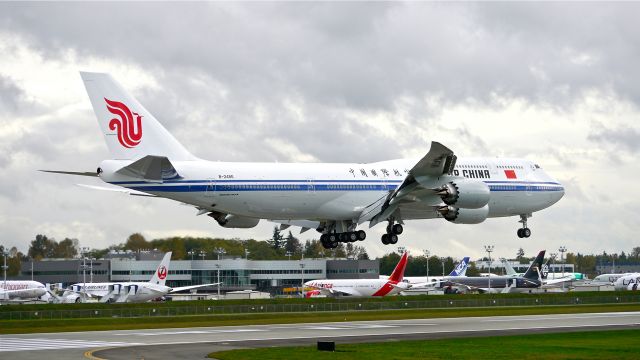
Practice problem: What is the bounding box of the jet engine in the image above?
[208,213,260,228]
[438,205,489,224]
[436,179,490,209]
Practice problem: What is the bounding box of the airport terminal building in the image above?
[12,251,379,295]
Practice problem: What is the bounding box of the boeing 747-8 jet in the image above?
[43,72,565,249]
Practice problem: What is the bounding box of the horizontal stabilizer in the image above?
[39,170,98,177]
[116,155,181,183]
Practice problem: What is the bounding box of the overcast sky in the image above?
[0,2,639,260]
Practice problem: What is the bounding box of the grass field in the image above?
[208,329,640,360]
[2,303,640,334]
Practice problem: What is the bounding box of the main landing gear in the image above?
[381,220,403,245]
[517,214,531,238]
[320,230,366,249]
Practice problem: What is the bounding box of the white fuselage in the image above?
[0,281,47,300]
[305,278,410,297]
[64,282,169,303]
[99,157,564,225]
[613,274,640,291]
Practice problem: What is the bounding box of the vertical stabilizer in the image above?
[388,252,409,282]
[149,252,172,286]
[449,257,470,276]
[523,251,546,280]
[80,72,195,161]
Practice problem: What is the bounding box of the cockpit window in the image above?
[534,164,540,169]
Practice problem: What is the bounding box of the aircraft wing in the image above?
[77,184,157,197]
[362,141,457,226]
[270,219,321,234]
[170,283,220,293]
[305,284,360,297]
[543,276,574,285]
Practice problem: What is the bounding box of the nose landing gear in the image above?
[517,214,531,238]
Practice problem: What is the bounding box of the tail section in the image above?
[448,257,470,276]
[149,252,172,286]
[80,72,195,161]
[523,250,546,280]
[501,258,518,276]
[388,252,409,283]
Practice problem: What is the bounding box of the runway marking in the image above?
[117,329,266,336]
[0,338,141,352]
[302,324,398,330]
[484,313,640,322]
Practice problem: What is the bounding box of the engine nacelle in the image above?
[209,213,260,228]
[439,205,489,224]
[436,179,490,209]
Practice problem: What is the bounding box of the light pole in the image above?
[245,248,250,260]
[188,250,195,261]
[484,245,494,293]
[559,246,567,290]
[299,263,306,298]
[81,247,89,293]
[2,249,9,300]
[423,250,430,280]
[30,258,33,281]
[89,257,95,283]
[214,248,226,297]
[199,250,206,261]
[286,251,292,261]
[440,257,446,277]
[215,264,221,299]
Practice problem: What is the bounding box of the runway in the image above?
[2,311,639,360]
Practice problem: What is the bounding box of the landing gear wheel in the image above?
[356,230,367,241]
[329,240,339,249]
[320,234,331,249]
[523,228,531,238]
[328,234,338,243]
[392,224,403,235]
[348,232,358,242]
[517,228,524,238]
[339,233,347,242]
[388,234,399,244]
[381,234,389,245]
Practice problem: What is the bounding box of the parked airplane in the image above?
[440,251,554,293]
[613,273,640,291]
[592,273,632,284]
[0,280,50,301]
[381,256,470,284]
[62,252,216,303]
[43,72,565,249]
[305,252,410,297]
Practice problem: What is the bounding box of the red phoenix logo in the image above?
[105,98,143,148]
[157,266,167,280]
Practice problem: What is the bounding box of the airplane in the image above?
[613,273,640,291]
[61,252,217,303]
[0,280,51,302]
[591,273,633,284]
[439,251,556,293]
[304,251,410,297]
[42,72,565,249]
[501,257,582,280]
[380,256,470,284]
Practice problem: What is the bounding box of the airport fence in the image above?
[1,294,639,321]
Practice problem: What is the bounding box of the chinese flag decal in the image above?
[504,170,517,179]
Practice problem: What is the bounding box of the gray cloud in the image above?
[0,3,639,258]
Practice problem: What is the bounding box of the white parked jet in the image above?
[62,252,216,303]
[43,72,565,249]
[305,251,410,297]
[613,273,640,291]
[0,280,49,301]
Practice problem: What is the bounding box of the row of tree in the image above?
[3,232,639,278]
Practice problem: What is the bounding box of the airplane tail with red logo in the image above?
[388,251,409,283]
[149,252,172,286]
[80,72,195,161]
